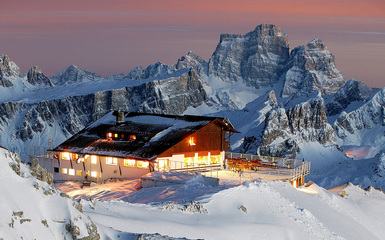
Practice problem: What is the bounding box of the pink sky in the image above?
[1,0,384,87]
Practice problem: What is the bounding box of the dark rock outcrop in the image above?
[27,66,54,87]
[0,55,20,87]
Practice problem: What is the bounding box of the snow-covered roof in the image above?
[53,111,237,160]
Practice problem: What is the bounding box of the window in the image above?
[106,157,118,165]
[188,137,196,146]
[90,171,98,178]
[114,133,118,138]
[76,170,82,176]
[130,135,136,140]
[54,167,59,173]
[106,132,113,138]
[62,168,68,174]
[124,159,136,167]
[68,169,75,176]
[91,155,97,164]
[137,161,149,169]
[158,159,169,169]
[62,152,70,160]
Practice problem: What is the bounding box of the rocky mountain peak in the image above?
[175,51,206,70]
[126,62,177,80]
[208,23,290,88]
[27,66,54,87]
[0,55,20,87]
[326,79,373,116]
[281,39,345,97]
[259,96,336,158]
[50,64,102,85]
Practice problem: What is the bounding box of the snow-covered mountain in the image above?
[0,23,384,190]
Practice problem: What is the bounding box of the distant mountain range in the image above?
[0,23,384,189]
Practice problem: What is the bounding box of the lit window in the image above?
[62,168,68,174]
[114,133,118,138]
[189,137,196,146]
[124,159,136,167]
[130,135,136,140]
[76,170,82,176]
[91,155,97,164]
[68,169,75,176]
[62,152,70,160]
[107,132,112,138]
[91,171,98,178]
[106,157,118,165]
[158,159,169,169]
[137,161,149,169]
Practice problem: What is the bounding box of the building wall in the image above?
[45,153,150,183]
[157,121,229,158]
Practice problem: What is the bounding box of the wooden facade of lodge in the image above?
[39,111,310,187]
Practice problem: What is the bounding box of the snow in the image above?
[2,146,385,239]
[0,147,98,239]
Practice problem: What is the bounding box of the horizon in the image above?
[1,0,384,88]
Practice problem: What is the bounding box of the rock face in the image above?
[175,51,206,71]
[281,39,345,97]
[259,96,336,157]
[0,55,20,87]
[126,62,177,80]
[50,65,102,85]
[326,79,373,116]
[27,66,54,87]
[334,87,385,147]
[208,24,290,88]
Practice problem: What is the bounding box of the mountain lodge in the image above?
[48,111,238,182]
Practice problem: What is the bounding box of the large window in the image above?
[68,169,75,176]
[61,152,70,160]
[76,170,82,176]
[62,168,68,174]
[90,171,98,178]
[91,155,97,164]
[124,159,136,167]
[106,157,118,165]
[137,161,149,169]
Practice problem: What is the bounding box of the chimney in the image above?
[116,111,125,124]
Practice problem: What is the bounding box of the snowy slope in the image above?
[0,147,100,239]
[78,180,385,240]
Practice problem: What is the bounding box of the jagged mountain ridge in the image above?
[0,24,383,189]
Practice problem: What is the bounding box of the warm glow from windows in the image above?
[130,135,136,140]
[124,159,136,167]
[198,156,207,165]
[106,157,118,165]
[107,132,113,138]
[62,168,68,174]
[114,133,118,138]
[184,157,194,166]
[189,137,196,146]
[68,169,75,176]
[210,155,220,164]
[137,161,149,169]
[91,171,98,178]
[76,170,82,176]
[91,155,97,164]
[62,152,70,160]
[158,159,169,170]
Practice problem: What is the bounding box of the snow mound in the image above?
[0,147,100,239]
